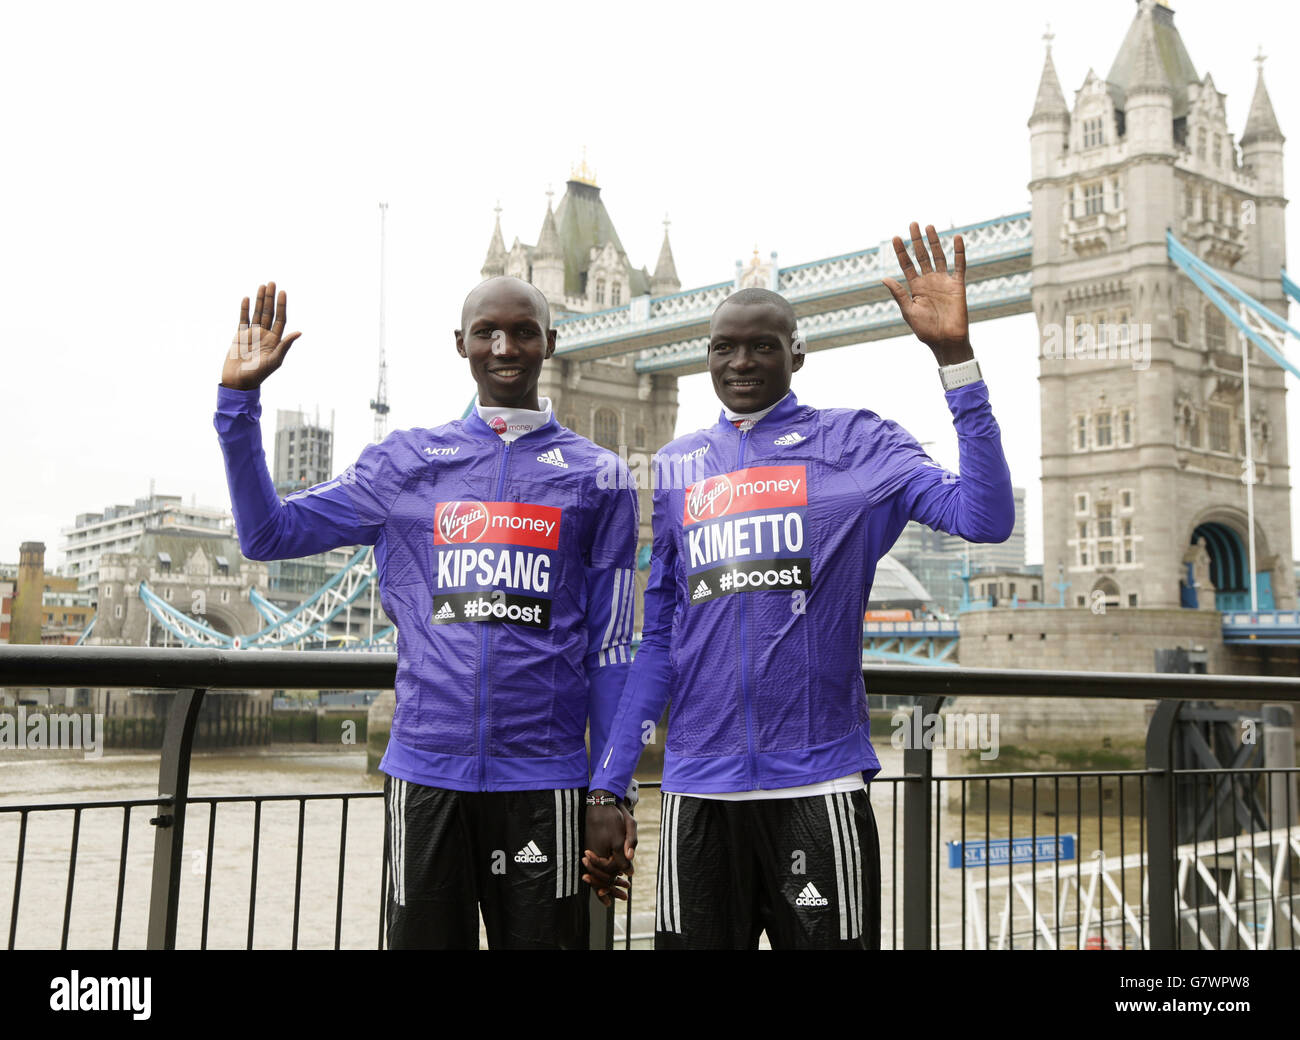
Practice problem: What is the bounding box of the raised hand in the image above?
[881,222,974,366]
[221,281,302,390]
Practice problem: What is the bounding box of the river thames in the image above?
[1,743,1154,949]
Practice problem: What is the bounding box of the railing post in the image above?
[588,888,614,950]
[1145,699,1182,951]
[147,688,206,950]
[903,694,943,950]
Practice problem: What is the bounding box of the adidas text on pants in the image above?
[383,777,587,949]
[654,787,881,949]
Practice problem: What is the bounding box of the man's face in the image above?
[708,301,803,414]
[455,282,556,409]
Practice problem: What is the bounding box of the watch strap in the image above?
[939,358,981,392]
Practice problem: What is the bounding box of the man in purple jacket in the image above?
[582,222,1015,948]
[214,276,638,949]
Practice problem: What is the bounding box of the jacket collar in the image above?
[463,406,559,444]
[715,390,802,432]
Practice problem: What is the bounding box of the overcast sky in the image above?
[2,0,1296,572]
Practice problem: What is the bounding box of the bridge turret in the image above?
[651,216,681,296]
[1122,3,1174,155]
[1028,28,1069,184]
[1241,51,1286,282]
[480,203,507,280]
[532,194,567,308]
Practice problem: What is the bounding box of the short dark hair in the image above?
[712,287,796,336]
[461,276,551,330]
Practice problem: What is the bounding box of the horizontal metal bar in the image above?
[1171,766,1300,776]
[0,797,170,814]
[4,645,1298,700]
[0,645,395,690]
[185,792,383,806]
[931,769,1160,782]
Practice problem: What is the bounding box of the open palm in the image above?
[221,281,302,390]
[882,223,972,365]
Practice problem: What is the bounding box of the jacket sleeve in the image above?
[583,463,640,790]
[589,478,678,798]
[213,383,391,560]
[854,380,1015,545]
[895,380,1015,542]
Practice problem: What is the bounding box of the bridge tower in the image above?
[1031,0,1292,614]
[478,159,682,552]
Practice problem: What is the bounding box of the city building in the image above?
[272,406,335,497]
[0,563,13,642]
[60,493,233,596]
[967,571,1046,609]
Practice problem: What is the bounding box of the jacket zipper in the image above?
[478,437,511,788]
[736,428,759,789]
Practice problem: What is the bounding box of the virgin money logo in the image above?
[488,416,507,435]
[437,501,490,543]
[686,474,734,523]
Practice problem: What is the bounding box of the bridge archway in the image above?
[1186,519,1273,611]
[1091,576,1121,610]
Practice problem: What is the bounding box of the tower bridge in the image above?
[124,1,1297,669]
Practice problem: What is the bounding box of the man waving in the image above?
[214,276,638,948]
[583,223,1014,949]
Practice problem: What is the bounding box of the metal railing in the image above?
[2,645,1297,949]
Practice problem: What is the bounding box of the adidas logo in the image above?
[774,431,805,446]
[691,580,712,600]
[795,882,829,908]
[514,840,548,863]
[434,602,456,620]
[537,448,569,469]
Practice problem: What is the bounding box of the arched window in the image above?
[611,282,621,307]
[1092,576,1121,609]
[593,408,619,450]
[596,278,606,306]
